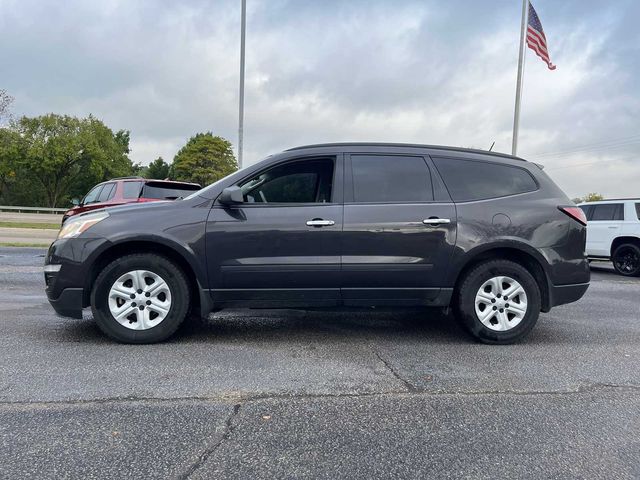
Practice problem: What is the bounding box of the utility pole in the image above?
[512,0,529,156]
[238,0,246,168]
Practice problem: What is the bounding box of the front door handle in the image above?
[306,219,335,227]
[423,218,451,225]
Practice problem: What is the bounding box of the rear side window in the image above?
[122,181,143,199]
[636,203,640,220]
[351,155,433,203]
[433,158,538,202]
[590,203,624,221]
[97,183,116,202]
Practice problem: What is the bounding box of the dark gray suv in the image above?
[44,143,590,344]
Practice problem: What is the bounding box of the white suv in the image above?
[579,199,640,276]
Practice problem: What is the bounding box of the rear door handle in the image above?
[423,218,451,225]
[306,219,335,227]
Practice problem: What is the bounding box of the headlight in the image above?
[57,211,109,239]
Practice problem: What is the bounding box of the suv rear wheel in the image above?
[90,253,190,343]
[455,259,541,344]
[612,243,640,277]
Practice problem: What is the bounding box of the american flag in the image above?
[527,2,556,70]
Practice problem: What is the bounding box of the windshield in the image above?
[183,161,261,200]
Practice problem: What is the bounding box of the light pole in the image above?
[238,0,246,168]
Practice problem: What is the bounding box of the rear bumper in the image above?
[548,282,589,308]
[47,287,84,319]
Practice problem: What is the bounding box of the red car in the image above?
[62,177,201,223]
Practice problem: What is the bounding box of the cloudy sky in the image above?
[1,0,638,198]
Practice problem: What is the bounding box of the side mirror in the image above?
[218,186,244,205]
[71,198,80,206]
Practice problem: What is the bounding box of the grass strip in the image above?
[0,221,60,230]
[0,242,51,248]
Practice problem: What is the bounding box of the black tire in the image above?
[90,253,190,343]
[454,259,541,344]
[612,243,640,277]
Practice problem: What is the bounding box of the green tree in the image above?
[582,192,604,203]
[0,127,23,199]
[172,133,237,186]
[573,192,605,204]
[145,157,170,179]
[14,114,134,207]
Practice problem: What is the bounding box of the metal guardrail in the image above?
[0,205,67,214]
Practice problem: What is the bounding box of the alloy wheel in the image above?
[614,247,640,275]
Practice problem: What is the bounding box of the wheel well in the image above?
[454,247,550,312]
[84,241,200,314]
[611,236,640,257]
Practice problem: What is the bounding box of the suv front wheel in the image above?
[455,259,542,344]
[91,253,190,343]
[612,243,640,277]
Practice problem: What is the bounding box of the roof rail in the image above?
[110,176,144,180]
[284,142,527,162]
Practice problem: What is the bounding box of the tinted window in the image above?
[579,205,592,219]
[433,158,538,202]
[635,203,640,220]
[240,159,334,203]
[97,183,116,202]
[591,203,623,221]
[123,181,143,199]
[141,184,201,200]
[82,185,103,205]
[351,155,433,203]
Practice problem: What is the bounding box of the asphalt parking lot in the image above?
[1,247,638,479]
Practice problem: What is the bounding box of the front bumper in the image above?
[47,287,84,319]
[44,237,111,319]
[549,281,589,308]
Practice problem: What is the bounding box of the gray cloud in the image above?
[1,0,638,198]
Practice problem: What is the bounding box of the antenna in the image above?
[489,141,495,151]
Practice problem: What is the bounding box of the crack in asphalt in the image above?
[0,382,638,409]
[177,403,242,480]
[373,350,420,393]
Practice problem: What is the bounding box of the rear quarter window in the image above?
[433,157,538,202]
[141,183,200,200]
[122,181,143,199]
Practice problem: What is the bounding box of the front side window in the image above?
[97,183,116,202]
[240,158,334,204]
[351,155,433,203]
[579,205,592,219]
[590,203,624,221]
[433,158,538,202]
[82,185,104,205]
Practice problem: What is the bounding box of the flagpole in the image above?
[238,0,246,168]
[512,0,529,156]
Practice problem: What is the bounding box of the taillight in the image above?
[559,206,587,226]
